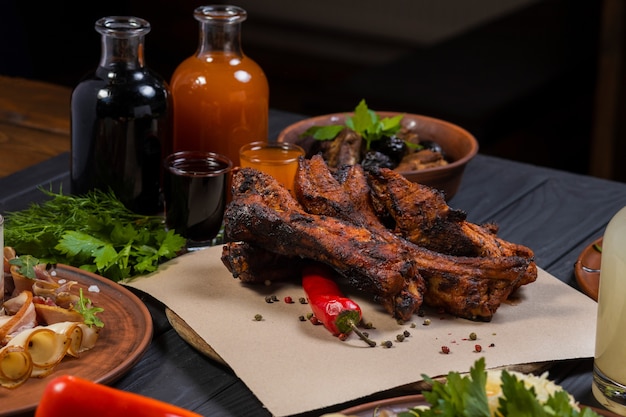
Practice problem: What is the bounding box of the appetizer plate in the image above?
[0,264,153,416]
[574,237,602,301]
[339,394,620,417]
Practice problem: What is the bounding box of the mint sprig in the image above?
[301,99,404,151]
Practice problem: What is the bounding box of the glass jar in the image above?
[170,5,269,166]
[70,16,173,215]
[593,206,626,415]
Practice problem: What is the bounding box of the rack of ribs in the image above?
[221,155,536,321]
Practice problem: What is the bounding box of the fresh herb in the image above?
[76,288,105,328]
[301,99,404,151]
[8,255,41,279]
[403,357,601,417]
[4,188,186,282]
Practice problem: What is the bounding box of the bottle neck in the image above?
[197,21,243,57]
[100,36,146,69]
[193,5,247,58]
[95,16,150,70]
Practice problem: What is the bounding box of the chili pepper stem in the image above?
[348,321,376,347]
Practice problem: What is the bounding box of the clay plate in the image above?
[0,264,153,416]
[340,394,620,416]
[574,237,603,301]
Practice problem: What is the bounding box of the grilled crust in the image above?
[222,155,537,321]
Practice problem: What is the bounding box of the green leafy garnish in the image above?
[4,188,186,282]
[301,99,404,151]
[401,358,601,417]
[75,288,105,328]
[8,255,41,280]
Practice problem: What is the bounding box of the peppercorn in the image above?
[338,333,348,341]
[284,296,294,304]
[423,319,431,326]
[254,314,263,321]
[475,344,482,352]
[299,297,307,304]
[271,295,279,302]
[298,315,306,322]
[396,334,405,342]
[441,346,450,354]
[381,340,393,348]
[403,330,411,337]
[264,296,273,303]
[469,332,477,340]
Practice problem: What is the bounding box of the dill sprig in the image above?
[4,188,186,282]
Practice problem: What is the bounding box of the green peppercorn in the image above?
[254,314,263,321]
[469,332,477,340]
[396,334,405,342]
[403,330,411,337]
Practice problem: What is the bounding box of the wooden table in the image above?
[0,76,70,178]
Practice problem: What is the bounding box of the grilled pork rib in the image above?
[222,156,535,321]
[293,156,532,319]
[223,167,423,320]
[366,166,537,287]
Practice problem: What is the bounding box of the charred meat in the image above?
[221,155,537,321]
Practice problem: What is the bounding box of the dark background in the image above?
[1,0,607,179]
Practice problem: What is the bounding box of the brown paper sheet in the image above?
[127,246,597,416]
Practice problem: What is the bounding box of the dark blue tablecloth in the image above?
[3,109,623,416]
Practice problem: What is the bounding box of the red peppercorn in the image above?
[441,346,450,354]
[284,296,294,304]
[475,344,482,352]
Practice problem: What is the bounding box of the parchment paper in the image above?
[127,246,597,416]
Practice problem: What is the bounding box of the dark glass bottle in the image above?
[71,16,172,215]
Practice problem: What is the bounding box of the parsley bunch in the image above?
[4,189,185,282]
[406,358,600,417]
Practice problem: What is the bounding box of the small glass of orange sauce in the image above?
[239,141,305,195]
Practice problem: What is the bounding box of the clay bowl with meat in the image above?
[277,112,478,200]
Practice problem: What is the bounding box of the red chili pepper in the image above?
[302,263,376,346]
[35,375,202,417]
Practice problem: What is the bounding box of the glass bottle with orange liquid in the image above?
[170,5,269,166]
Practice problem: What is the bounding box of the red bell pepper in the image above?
[302,263,376,346]
[35,375,202,417]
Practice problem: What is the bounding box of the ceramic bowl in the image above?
[277,112,479,200]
